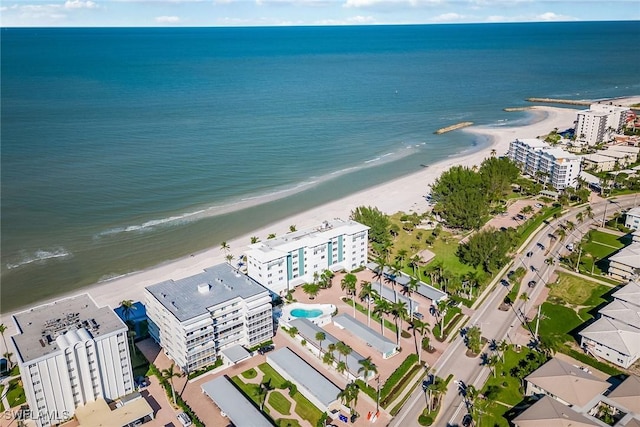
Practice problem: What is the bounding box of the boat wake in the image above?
[6,247,72,270]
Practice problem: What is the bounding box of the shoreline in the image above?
[0,105,580,335]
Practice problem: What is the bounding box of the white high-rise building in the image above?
[245,219,369,295]
[575,103,629,145]
[11,294,134,427]
[508,139,582,190]
[145,263,273,372]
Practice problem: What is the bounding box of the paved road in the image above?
[390,194,639,427]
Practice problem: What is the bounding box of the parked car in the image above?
[526,251,533,257]
[530,265,537,272]
[535,203,543,209]
[177,412,192,427]
[258,344,275,355]
[537,243,545,250]
[413,311,424,320]
[462,413,474,427]
[528,280,537,288]
[566,243,574,251]
[500,279,510,287]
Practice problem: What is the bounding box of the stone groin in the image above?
[434,121,473,135]
[526,97,591,106]
[503,107,533,112]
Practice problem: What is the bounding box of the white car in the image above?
[566,243,574,251]
[177,412,192,427]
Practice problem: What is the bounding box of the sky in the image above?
[0,0,638,27]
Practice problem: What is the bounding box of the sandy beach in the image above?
[0,105,580,339]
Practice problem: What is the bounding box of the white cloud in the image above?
[155,15,182,23]
[536,12,575,21]
[256,0,334,6]
[344,0,443,8]
[431,12,465,22]
[64,0,97,9]
[315,15,376,25]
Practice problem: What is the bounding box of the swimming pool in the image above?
[281,303,336,327]
[290,308,323,318]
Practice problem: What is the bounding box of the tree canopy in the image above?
[350,206,391,246]
[430,157,520,230]
[456,227,517,273]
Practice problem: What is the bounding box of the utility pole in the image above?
[575,246,583,273]
[601,201,608,228]
[534,305,542,341]
[376,375,380,414]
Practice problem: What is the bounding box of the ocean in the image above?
[2,21,639,312]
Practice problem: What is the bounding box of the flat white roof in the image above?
[333,313,397,356]
[145,263,269,322]
[202,376,273,427]
[246,219,368,263]
[581,153,618,163]
[289,318,366,377]
[610,243,640,269]
[597,149,635,159]
[267,347,340,409]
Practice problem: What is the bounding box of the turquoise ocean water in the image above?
[2,22,639,312]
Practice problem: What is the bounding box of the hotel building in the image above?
[145,263,273,373]
[575,104,629,145]
[11,294,134,427]
[508,139,582,190]
[245,219,369,295]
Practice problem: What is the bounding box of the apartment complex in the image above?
[11,294,134,427]
[575,104,629,145]
[508,139,582,190]
[625,207,640,230]
[245,219,369,294]
[145,263,273,373]
[579,281,640,369]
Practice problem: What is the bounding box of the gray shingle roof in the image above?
[146,263,269,321]
[513,395,599,427]
[580,316,640,357]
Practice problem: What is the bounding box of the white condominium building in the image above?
[145,263,273,373]
[11,294,134,427]
[246,219,369,295]
[508,139,582,190]
[575,103,629,145]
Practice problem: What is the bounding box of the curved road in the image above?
[390,193,639,427]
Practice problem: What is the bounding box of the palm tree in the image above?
[490,148,497,157]
[487,354,500,377]
[323,351,335,366]
[372,256,387,282]
[250,236,260,244]
[315,331,326,358]
[267,233,276,239]
[225,253,234,265]
[359,281,376,327]
[327,343,336,361]
[373,298,391,337]
[302,283,320,300]
[436,299,448,339]
[585,205,594,219]
[337,342,352,368]
[409,318,430,364]
[403,276,419,298]
[3,352,14,372]
[395,248,408,267]
[0,324,10,368]
[385,262,402,291]
[258,379,274,411]
[497,339,509,363]
[336,361,347,375]
[289,225,297,232]
[341,273,358,316]
[520,292,530,317]
[161,363,184,404]
[409,255,422,278]
[391,300,408,346]
[220,241,230,254]
[119,300,136,321]
[427,377,447,412]
[357,357,378,382]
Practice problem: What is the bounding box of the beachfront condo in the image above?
[144,263,273,373]
[508,138,582,190]
[245,219,369,295]
[10,294,138,427]
[575,103,630,145]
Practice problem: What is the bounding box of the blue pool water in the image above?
[290,308,323,318]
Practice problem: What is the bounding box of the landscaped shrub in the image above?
[187,358,223,380]
[418,414,433,426]
[401,330,411,339]
[355,379,377,400]
[380,354,418,400]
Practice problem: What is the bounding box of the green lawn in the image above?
[6,379,26,408]
[268,391,292,415]
[277,419,302,427]
[578,230,630,275]
[242,368,258,379]
[0,384,4,412]
[533,302,585,348]
[547,272,611,307]
[427,235,478,279]
[232,364,323,426]
[482,348,534,406]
